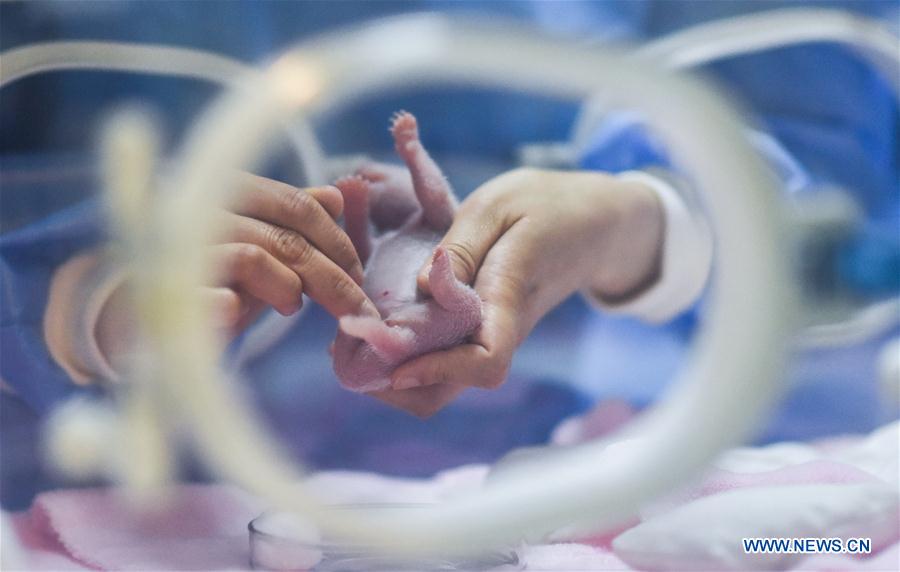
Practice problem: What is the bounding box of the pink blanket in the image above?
[12,485,260,570]
[8,410,898,571]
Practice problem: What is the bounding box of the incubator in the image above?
[0,7,897,571]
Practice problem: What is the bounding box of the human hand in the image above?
[207,173,376,332]
[96,173,377,362]
[381,168,664,413]
[370,383,467,419]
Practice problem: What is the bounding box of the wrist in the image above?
[45,252,127,384]
[584,176,664,302]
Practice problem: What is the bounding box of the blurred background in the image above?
[1,0,897,512]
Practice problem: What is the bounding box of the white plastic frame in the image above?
[0,41,327,185]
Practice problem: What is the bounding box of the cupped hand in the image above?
[378,168,664,416]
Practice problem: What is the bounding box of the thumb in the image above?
[417,207,507,294]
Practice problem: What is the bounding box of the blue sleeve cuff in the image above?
[0,199,107,413]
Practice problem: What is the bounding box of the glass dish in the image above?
[249,504,522,571]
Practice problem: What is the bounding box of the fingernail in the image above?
[282,298,302,316]
[362,300,380,318]
[283,305,297,316]
[393,377,419,390]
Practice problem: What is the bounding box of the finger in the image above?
[202,287,244,329]
[389,338,511,391]
[305,185,344,219]
[202,287,267,336]
[231,295,267,333]
[234,173,363,284]
[371,384,466,419]
[212,243,303,316]
[226,215,377,319]
[239,172,344,218]
[416,199,510,294]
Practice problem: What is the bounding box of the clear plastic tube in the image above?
[127,14,792,554]
[641,7,899,81]
[0,41,248,87]
[0,41,327,185]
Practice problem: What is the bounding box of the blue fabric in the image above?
[573,1,899,442]
[0,186,107,412]
[0,1,579,159]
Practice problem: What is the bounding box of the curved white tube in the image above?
[641,8,899,81]
[798,299,900,348]
[128,14,793,553]
[571,8,900,153]
[0,41,248,87]
[0,41,327,185]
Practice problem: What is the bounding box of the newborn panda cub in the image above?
[331,112,483,392]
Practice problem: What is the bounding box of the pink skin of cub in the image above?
[331,111,483,393]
